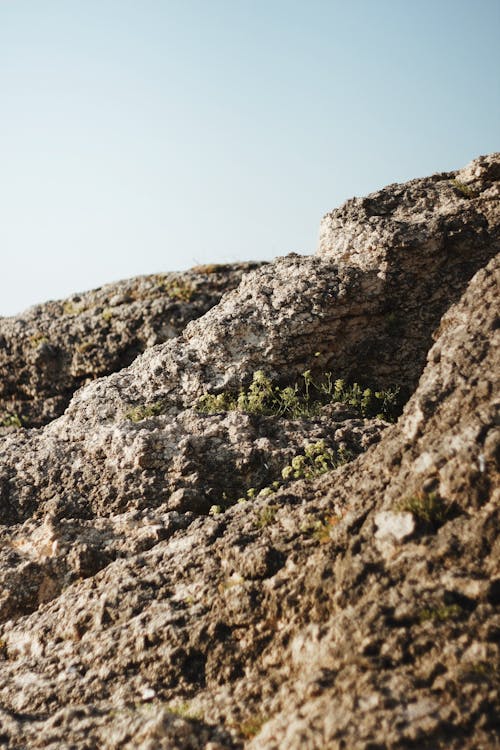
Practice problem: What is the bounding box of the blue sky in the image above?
[1,0,499,316]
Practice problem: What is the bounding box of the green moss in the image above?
[125,400,168,422]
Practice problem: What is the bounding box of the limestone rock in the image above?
[0,263,262,428]
[317,152,500,390]
[0,156,498,749]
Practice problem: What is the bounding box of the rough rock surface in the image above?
[0,263,262,428]
[0,154,498,749]
[318,152,500,390]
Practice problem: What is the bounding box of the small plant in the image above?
[167,701,203,721]
[255,505,277,528]
[459,661,499,684]
[160,277,195,302]
[385,311,402,336]
[101,308,114,322]
[219,573,246,592]
[418,603,463,623]
[450,179,477,199]
[232,443,352,510]
[312,514,343,543]
[76,340,95,354]
[398,491,453,530]
[236,715,269,739]
[63,301,87,316]
[325,377,400,420]
[29,333,50,348]
[281,441,352,481]
[0,412,23,429]
[125,400,167,422]
[193,263,231,274]
[197,370,401,422]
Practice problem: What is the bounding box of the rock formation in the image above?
[0,263,262,428]
[0,154,498,749]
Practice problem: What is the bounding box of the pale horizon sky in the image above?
[1,0,499,316]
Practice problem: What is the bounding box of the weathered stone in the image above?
[0,155,498,749]
[375,510,416,542]
[0,263,263,428]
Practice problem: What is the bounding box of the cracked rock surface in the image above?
[0,154,498,749]
[0,263,263,428]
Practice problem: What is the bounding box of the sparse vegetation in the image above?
[76,340,95,354]
[197,370,401,422]
[160,277,195,302]
[281,440,352,481]
[192,263,231,274]
[0,412,23,429]
[385,311,402,336]
[398,490,453,530]
[459,661,500,684]
[255,505,277,528]
[450,179,478,199]
[418,603,463,623]
[101,308,114,322]
[167,701,203,721]
[29,333,50,348]
[125,400,168,422]
[237,715,268,739]
[312,514,343,543]
[63,301,87,316]
[229,442,353,511]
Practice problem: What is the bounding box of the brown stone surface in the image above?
[0,155,498,749]
[0,263,263,428]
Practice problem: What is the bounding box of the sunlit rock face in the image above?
[0,155,498,750]
[0,262,263,428]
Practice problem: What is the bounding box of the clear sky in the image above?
[1,0,499,316]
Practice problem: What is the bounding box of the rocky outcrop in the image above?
[0,155,498,749]
[318,152,500,390]
[0,263,262,428]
